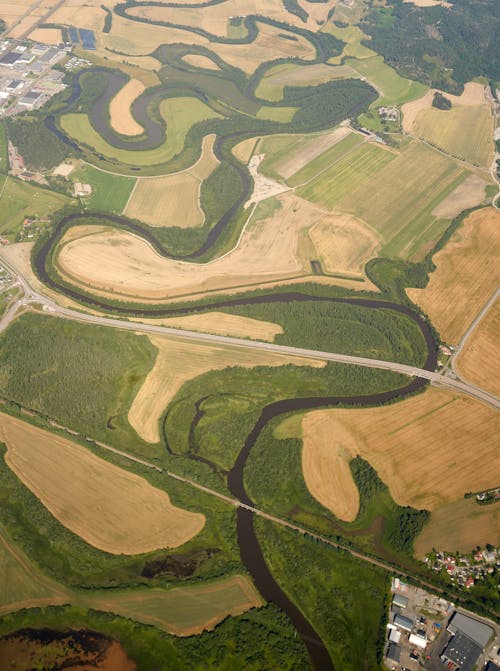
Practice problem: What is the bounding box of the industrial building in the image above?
[393,614,413,632]
[441,630,483,671]
[386,643,401,663]
[392,593,409,609]
[448,612,494,649]
[485,662,500,671]
[19,90,43,107]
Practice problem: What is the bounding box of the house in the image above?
[74,182,92,197]
[465,576,475,589]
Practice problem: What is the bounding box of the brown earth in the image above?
[408,207,500,343]
[431,174,488,219]
[0,413,205,554]
[455,297,500,396]
[109,79,146,136]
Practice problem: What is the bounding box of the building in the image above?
[448,612,494,649]
[388,629,401,644]
[484,663,500,671]
[409,632,427,649]
[5,79,23,91]
[386,643,401,663]
[441,630,482,671]
[393,614,413,632]
[18,90,43,107]
[74,182,92,197]
[0,52,22,67]
[392,593,409,609]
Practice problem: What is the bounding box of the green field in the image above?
[71,163,136,213]
[287,132,365,186]
[0,121,7,174]
[0,178,71,240]
[256,106,297,122]
[60,97,222,167]
[297,142,396,210]
[0,522,66,614]
[338,141,468,257]
[346,55,427,106]
[324,24,377,61]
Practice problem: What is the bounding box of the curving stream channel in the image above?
[36,69,438,669]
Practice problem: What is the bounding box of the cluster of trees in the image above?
[6,117,71,171]
[432,91,452,110]
[361,0,500,93]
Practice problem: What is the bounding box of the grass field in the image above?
[256,63,358,102]
[71,164,135,213]
[109,78,146,136]
[60,97,221,167]
[125,172,203,227]
[412,104,494,167]
[415,497,500,557]
[85,575,263,636]
[256,106,296,123]
[287,132,364,186]
[337,141,468,259]
[0,522,67,615]
[296,142,396,210]
[408,207,500,342]
[0,122,7,174]
[346,55,427,105]
[0,413,205,554]
[128,334,323,443]
[456,298,500,396]
[299,388,499,518]
[0,177,71,240]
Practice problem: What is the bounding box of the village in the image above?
[425,545,500,592]
[384,578,500,671]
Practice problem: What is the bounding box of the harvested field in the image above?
[128,334,324,443]
[109,78,146,137]
[52,162,75,178]
[28,27,62,44]
[0,414,205,554]
[86,575,263,636]
[302,413,360,522]
[125,173,203,228]
[404,0,451,6]
[408,208,500,342]
[300,389,499,515]
[232,137,258,165]
[456,298,500,396]
[414,498,500,557]
[308,213,380,275]
[336,141,468,258]
[182,53,220,70]
[57,193,359,300]
[402,83,487,132]
[271,126,352,180]
[132,312,283,341]
[411,104,493,167]
[431,174,488,219]
[188,133,219,180]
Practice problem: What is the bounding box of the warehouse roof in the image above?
[441,631,482,671]
[386,643,401,662]
[448,612,493,649]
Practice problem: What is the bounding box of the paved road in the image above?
[1,251,499,410]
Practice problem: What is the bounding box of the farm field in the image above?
[337,141,469,259]
[0,522,68,615]
[85,575,263,636]
[414,498,500,557]
[408,207,500,343]
[128,334,324,443]
[56,192,376,301]
[324,24,377,61]
[124,172,203,227]
[410,104,493,167]
[296,142,397,211]
[0,413,206,554]
[256,106,296,123]
[299,388,499,526]
[456,298,500,396]
[60,98,222,168]
[109,78,146,136]
[0,177,71,239]
[346,55,427,106]
[132,312,283,341]
[401,82,493,166]
[71,164,135,213]
[256,63,359,102]
[287,132,364,187]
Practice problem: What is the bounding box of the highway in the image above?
[1,251,499,410]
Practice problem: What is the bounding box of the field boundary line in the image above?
[122,176,139,214]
